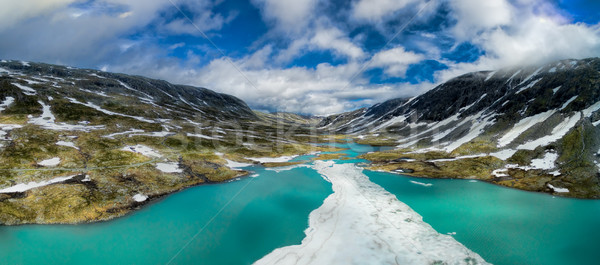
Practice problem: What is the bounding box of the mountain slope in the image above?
[0,60,337,225]
[323,58,600,198]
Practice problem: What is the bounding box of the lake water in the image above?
[0,143,598,264]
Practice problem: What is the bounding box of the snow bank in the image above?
[0,175,76,193]
[254,161,489,265]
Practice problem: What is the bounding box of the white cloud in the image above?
[438,0,600,83]
[310,27,365,59]
[0,0,77,31]
[369,47,424,77]
[352,0,419,21]
[449,0,513,40]
[252,0,318,33]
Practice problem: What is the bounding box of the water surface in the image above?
[1,143,598,264]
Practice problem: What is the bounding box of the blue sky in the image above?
[0,0,599,115]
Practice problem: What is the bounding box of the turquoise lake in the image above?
[1,143,599,264]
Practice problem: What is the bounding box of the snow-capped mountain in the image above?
[0,60,257,124]
[321,58,600,198]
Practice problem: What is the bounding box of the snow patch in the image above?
[29,101,105,131]
[492,169,509,178]
[517,112,581,150]
[0,97,15,112]
[552,86,562,94]
[489,149,517,160]
[547,184,569,193]
[247,155,297,163]
[187,133,219,140]
[38,157,61,167]
[56,141,78,150]
[121,145,162,158]
[0,175,76,193]
[516,78,542,94]
[530,151,558,170]
[129,131,175,137]
[12,83,36,95]
[133,194,148,202]
[66,97,156,123]
[156,162,183,173]
[497,110,556,147]
[103,129,145,139]
[225,159,253,169]
[560,96,578,110]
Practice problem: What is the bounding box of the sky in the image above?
[0,0,599,115]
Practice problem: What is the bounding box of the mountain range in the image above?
[1,57,599,224]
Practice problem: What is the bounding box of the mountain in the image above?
[0,60,337,225]
[322,58,600,198]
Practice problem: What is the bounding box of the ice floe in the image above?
[121,145,162,158]
[410,180,433,187]
[0,175,76,193]
[247,155,297,163]
[156,162,183,173]
[38,157,61,167]
[254,161,489,265]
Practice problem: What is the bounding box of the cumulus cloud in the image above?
[449,0,513,40]
[310,27,365,59]
[369,47,424,77]
[252,0,318,33]
[1,0,599,116]
[351,0,419,22]
[437,0,600,82]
